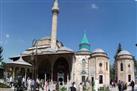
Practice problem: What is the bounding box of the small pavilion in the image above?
[6,56,32,80]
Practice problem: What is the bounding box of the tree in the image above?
[0,46,5,69]
[0,46,5,78]
[0,46,3,62]
[110,63,115,80]
[114,43,122,59]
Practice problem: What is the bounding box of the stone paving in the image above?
[0,85,137,91]
[0,88,14,91]
[110,85,137,91]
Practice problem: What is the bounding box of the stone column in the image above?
[71,56,75,82]
[51,61,54,81]
[12,67,15,80]
[25,68,27,80]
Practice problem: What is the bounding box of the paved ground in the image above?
[0,85,137,91]
[110,85,137,91]
[0,88,14,91]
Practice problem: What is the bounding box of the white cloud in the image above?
[91,3,98,9]
[6,34,10,38]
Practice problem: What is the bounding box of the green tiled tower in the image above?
[79,33,90,51]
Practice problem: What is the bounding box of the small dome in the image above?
[118,50,131,56]
[93,48,105,53]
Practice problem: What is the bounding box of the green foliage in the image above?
[98,87,110,91]
[60,86,67,91]
[0,46,5,70]
[0,82,10,88]
[0,46,3,62]
[110,64,115,80]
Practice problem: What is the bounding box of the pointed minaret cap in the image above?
[80,33,89,44]
[52,0,59,12]
[79,33,90,51]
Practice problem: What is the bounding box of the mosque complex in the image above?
[6,0,135,88]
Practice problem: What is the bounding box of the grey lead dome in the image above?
[118,50,131,56]
[92,48,105,53]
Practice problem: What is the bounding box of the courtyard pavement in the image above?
[0,85,137,91]
[110,85,137,91]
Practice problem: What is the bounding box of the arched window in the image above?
[106,62,108,70]
[128,75,131,82]
[120,63,123,71]
[82,59,86,69]
[128,64,130,68]
[99,63,102,67]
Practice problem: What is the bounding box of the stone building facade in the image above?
[115,50,135,84]
[6,0,135,88]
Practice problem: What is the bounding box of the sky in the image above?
[0,0,137,63]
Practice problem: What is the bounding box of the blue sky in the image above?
[0,0,137,63]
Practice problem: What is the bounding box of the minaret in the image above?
[51,0,59,49]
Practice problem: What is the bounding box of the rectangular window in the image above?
[99,75,103,84]
[91,77,94,83]
[82,76,85,82]
[120,63,123,71]
[128,75,131,82]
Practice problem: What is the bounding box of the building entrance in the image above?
[38,61,51,80]
[53,57,69,82]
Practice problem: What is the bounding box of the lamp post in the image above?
[31,39,38,81]
[31,39,38,91]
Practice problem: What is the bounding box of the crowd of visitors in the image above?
[110,80,135,91]
[6,76,136,91]
[7,76,94,91]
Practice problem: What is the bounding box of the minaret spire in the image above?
[52,0,59,12]
[51,0,59,49]
[79,33,90,51]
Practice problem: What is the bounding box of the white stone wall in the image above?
[116,58,135,84]
[89,56,110,87]
[74,54,90,84]
[73,53,110,87]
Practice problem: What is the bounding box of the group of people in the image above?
[112,80,135,91]
[117,80,128,91]
[7,76,136,91]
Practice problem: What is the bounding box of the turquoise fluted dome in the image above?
[79,33,90,51]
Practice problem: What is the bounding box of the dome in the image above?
[93,48,105,53]
[117,50,131,56]
[33,36,63,48]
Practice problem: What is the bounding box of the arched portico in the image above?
[38,60,51,80]
[53,57,69,82]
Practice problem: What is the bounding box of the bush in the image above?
[60,86,67,91]
[0,82,10,88]
[98,87,109,91]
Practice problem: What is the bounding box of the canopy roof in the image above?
[7,56,32,66]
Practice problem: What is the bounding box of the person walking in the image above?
[118,80,121,91]
[70,82,76,91]
[27,78,31,91]
[78,83,83,91]
[130,80,135,91]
